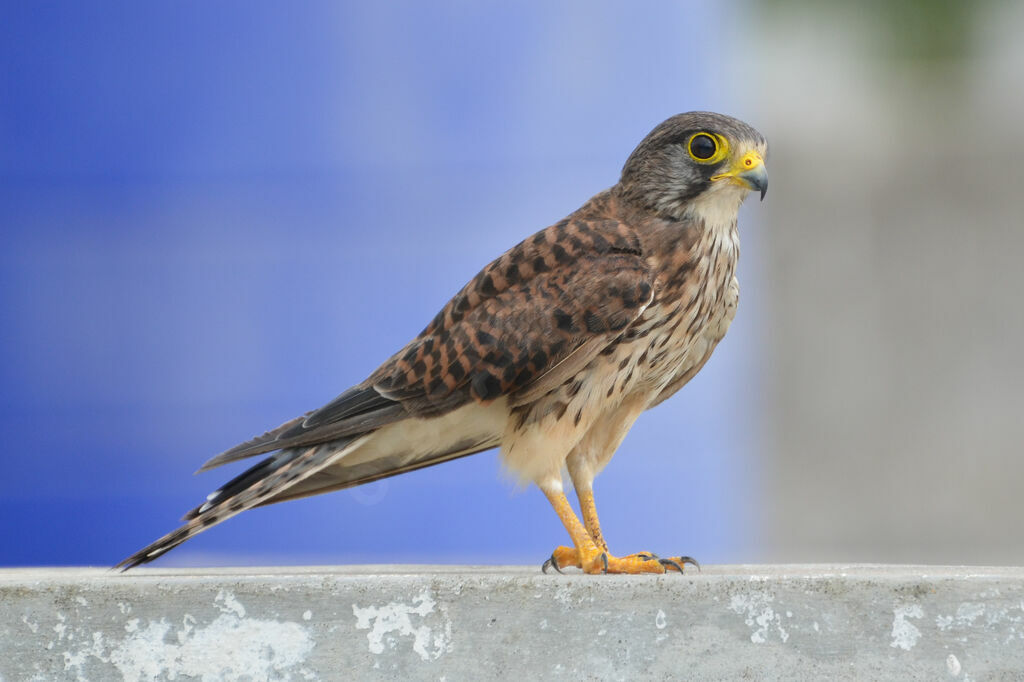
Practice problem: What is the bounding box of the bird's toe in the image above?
[541,545,581,574]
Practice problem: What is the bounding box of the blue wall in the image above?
[0,1,763,567]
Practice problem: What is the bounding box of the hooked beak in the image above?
[711,150,768,201]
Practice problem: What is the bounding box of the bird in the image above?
[118,111,767,574]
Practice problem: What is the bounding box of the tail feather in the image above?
[117,400,506,570]
[182,449,300,521]
[115,434,368,570]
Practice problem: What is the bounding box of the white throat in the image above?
[683,182,749,231]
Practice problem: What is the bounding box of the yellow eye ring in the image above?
[686,132,729,164]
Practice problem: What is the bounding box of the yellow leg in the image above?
[541,488,668,575]
[541,487,699,575]
[578,487,658,563]
[578,487,609,553]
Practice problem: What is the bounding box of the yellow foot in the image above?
[543,546,582,571]
[541,546,699,575]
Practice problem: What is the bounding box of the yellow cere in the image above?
[711,150,765,182]
[738,150,764,170]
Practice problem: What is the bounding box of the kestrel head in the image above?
[618,111,768,221]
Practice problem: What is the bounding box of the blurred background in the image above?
[1,0,1021,568]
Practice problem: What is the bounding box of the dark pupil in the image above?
[691,134,716,159]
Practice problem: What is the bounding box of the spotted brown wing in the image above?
[367,253,654,413]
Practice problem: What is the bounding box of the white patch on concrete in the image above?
[891,603,924,650]
[54,594,315,682]
[955,603,985,627]
[114,616,313,681]
[352,589,452,662]
[53,613,67,642]
[303,610,313,621]
[947,653,962,676]
[22,615,39,633]
[179,613,196,643]
[728,592,789,644]
[215,589,247,618]
[117,602,131,615]
[935,600,1023,633]
[655,609,667,629]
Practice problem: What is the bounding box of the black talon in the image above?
[541,553,563,574]
[679,556,701,572]
[637,552,660,561]
[600,552,609,574]
[660,558,686,574]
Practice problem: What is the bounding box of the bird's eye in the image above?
[688,133,717,161]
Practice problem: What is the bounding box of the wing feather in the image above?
[197,388,405,472]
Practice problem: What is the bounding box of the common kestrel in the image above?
[119,111,768,574]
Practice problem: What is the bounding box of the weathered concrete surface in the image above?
[1,565,1022,681]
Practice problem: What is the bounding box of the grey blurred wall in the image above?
[740,1,1024,564]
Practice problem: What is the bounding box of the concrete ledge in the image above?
[2,565,1022,680]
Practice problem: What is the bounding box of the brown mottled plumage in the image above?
[118,112,767,573]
